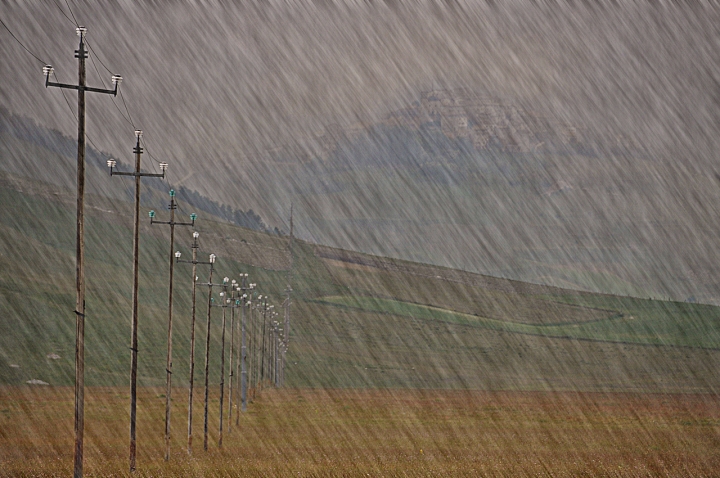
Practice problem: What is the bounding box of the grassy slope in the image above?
[1,172,720,392]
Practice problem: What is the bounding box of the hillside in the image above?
[270,119,720,304]
[1,163,720,393]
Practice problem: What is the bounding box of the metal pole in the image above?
[176,242,211,456]
[278,343,283,388]
[275,329,279,388]
[73,30,87,478]
[272,318,276,387]
[284,286,291,349]
[235,275,252,424]
[236,296,245,426]
[163,196,176,461]
[286,203,293,345]
[203,264,214,452]
[187,236,198,454]
[235,294,241,426]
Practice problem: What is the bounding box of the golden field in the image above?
[1,386,719,477]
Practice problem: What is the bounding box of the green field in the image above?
[2,170,720,394]
[317,294,720,349]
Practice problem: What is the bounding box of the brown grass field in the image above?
[1,386,719,477]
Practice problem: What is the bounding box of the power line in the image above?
[50,0,76,26]
[86,48,136,129]
[2,6,128,182]
[118,89,136,128]
[85,40,113,75]
[84,40,138,130]
[52,71,136,207]
[0,16,47,64]
[63,0,80,26]
[1,9,170,220]
[4,5,192,215]
[141,138,190,209]
[80,38,190,208]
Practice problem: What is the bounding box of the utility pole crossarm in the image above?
[46,79,119,96]
[200,280,227,287]
[152,219,195,226]
[177,259,213,265]
[111,171,165,178]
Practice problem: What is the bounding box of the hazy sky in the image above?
[3,1,719,183]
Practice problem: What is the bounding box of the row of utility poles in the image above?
[43,27,293,476]
[173,246,288,455]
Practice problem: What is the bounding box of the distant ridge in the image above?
[0,106,280,235]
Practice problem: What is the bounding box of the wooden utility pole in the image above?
[283,204,293,377]
[259,298,267,387]
[228,282,237,429]
[109,130,167,472]
[201,258,221,451]
[240,278,248,415]
[273,321,280,387]
[236,275,254,421]
[250,297,261,399]
[187,234,200,454]
[44,27,121,478]
[215,280,230,447]
[149,192,196,461]
[176,242,214,455]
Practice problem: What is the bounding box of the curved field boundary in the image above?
[315,295,720,350]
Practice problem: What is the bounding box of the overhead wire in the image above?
[8,3,197,222]
[51,69,135,204]
[85,41,196,215]
[44,0,138,205]
[60,10,176,205]
[48,0,138,163]
[86,42,136,129]
[0,14,85,153]
[118,89,136,129]
[140,136,194,215]
[82,35,193,210]
[50,0,76,26]
[0,16,47,64]
[62,0,79,26]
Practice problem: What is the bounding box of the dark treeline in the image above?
[0,107,281,235]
